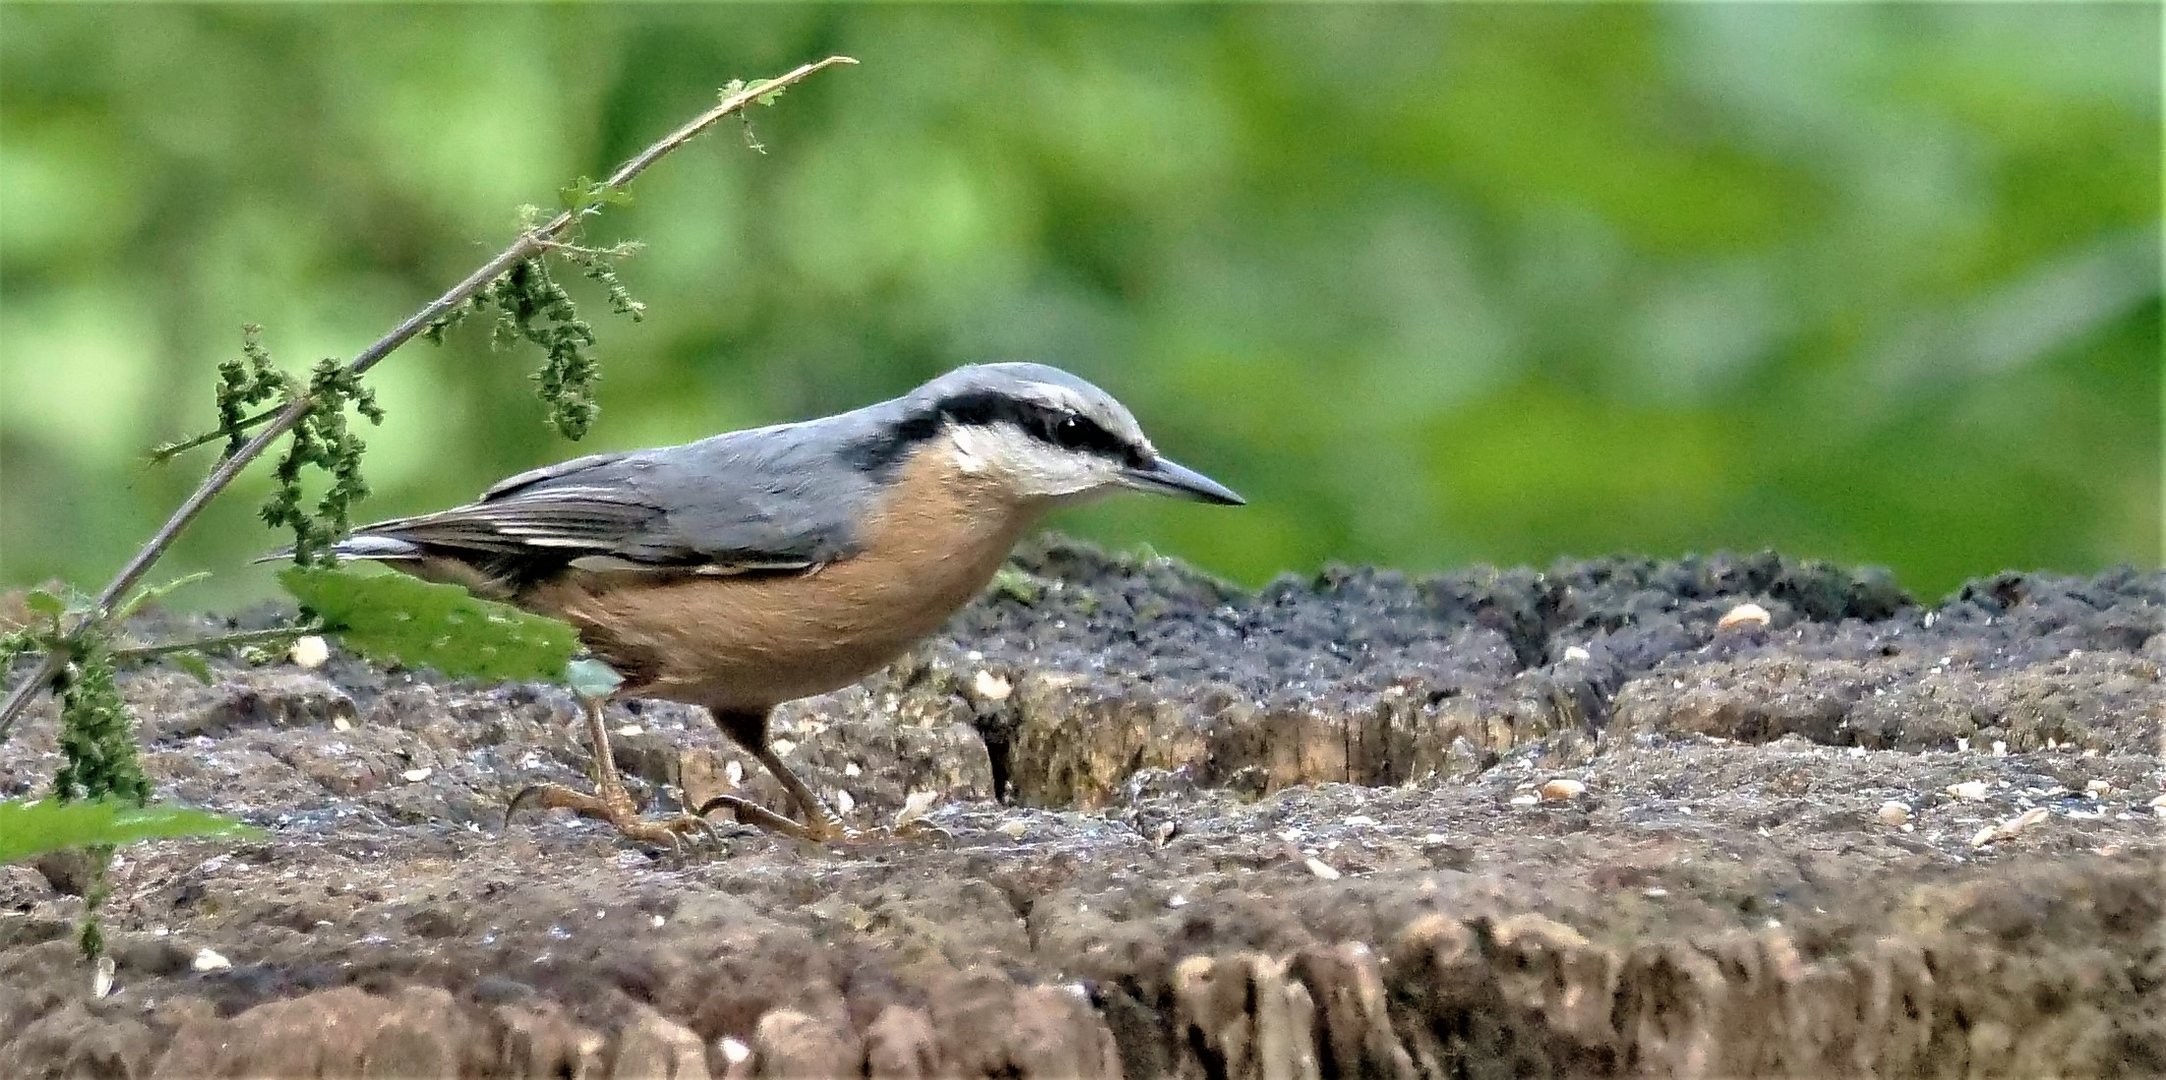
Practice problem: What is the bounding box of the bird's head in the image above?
[896,362,1244,507]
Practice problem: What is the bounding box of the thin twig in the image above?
[0,55,857,743]
[110,625,321,663]
[146,406,284,463]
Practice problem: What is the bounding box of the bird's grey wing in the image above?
[348,427,874,578]
[479,448,638,500]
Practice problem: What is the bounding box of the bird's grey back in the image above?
[477,399,914,569]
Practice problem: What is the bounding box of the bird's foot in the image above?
[687,792,962,846]
[688,800,953,848]
[507,782,715,849]
[693,792,844,844]
[854,819,956,843]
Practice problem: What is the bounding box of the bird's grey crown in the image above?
[853,361,1155,474]
[918,362,1148,447]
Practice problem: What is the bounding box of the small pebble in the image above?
[894,790,939,829]
[192,948,231,972]
[1539,778,1586,801]
[832,789,855,816]
[1166,894,1188,909]
[91,956,115,999]
[1343,814,1378,827]
[997,819,1030,839]
[2084,779,2111,797]
[288,635,330,669]
[1717,602,1771,630]
[719,1038,752,1066]
[1972,806,2051,849]
[615,724,642,738]
[331,716,352,732]
[1508,793,1540,807]
[973,670,1013,702]
[1877,801,1910,826]
[1946,780,1989,801]
[1642,887,1668,898]
[1561,645,1591,663]
[1990,740,2008,757]
[843,762,862,778]
[1956,737,1970,752]
[649,914,666,929]
[1304,857,1342,881]
[401,767,433,783]
[771,739,796,757]
[724,760,744,787]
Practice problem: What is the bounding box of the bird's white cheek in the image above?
[948,428,989,475]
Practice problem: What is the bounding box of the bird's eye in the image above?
[1050,414,1089,449]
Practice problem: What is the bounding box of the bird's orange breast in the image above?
[523,443,1036,710]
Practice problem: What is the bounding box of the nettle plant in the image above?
[0,59,855,958]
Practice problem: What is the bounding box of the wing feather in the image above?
[340,425,880,584]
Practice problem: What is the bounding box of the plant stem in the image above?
[0,55,857,744]
[146,406,284,463]
[110,626,321,663]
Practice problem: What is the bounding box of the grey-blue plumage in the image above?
[317,362,1175,594]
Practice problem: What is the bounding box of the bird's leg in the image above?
[695,708,845,843]
[508,695,713,848]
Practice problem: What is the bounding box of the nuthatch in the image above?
[319,362,1242,844]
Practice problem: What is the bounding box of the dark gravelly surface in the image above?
[1,539,2159,1078]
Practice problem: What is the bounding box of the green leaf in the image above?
[0,799,261,863]
[24,590,64,620]
[118,571,211,621]
[278,565,579,683]
[556,176,631,213]
[989,566,1046,606]
[170,652,215,684]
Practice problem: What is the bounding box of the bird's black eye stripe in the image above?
[873,389,1146,471]
[935,391,1129,457]
[1036,408,1131,460]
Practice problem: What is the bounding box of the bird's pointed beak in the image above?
[1119,456,1245,505]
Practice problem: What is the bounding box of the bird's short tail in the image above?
[254,534,423,565]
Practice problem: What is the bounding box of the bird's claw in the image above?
[687,793,953,845]
[508,782,717,849]
[691,792,843,844]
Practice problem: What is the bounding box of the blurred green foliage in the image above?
[279,564,581,684]
[1,5,2157,603]
[0,798,258,865]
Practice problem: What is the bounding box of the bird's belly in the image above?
[534,537,1017,711]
